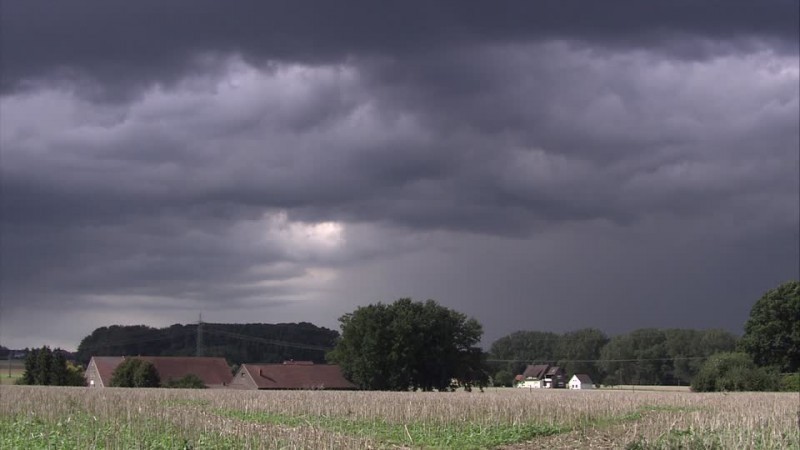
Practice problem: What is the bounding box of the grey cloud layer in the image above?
[1,1,798,348]
[3,1,797,95]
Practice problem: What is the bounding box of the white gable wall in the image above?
[568,374,594,390]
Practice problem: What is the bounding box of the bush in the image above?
[111,359,160,388]
[691,352,780,392]
[65,362,87,386]
[162,374,206,389]
[780,373,800,392]
[493,370,514,387]
[133,360,161,387]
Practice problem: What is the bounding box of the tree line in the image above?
[329,281,798,392]
[489,327,737,386]
[488,280,799,391]
[17,346,86,386]
[22,280,798,393]
[76,322,339,365]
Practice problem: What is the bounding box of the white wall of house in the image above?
[85,359,102,388]
[568,375,594,390]
[517,379,543,389]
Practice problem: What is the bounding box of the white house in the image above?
[516,364,566,389]
[568,374,595,390]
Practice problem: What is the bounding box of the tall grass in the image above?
[0,386,797,449]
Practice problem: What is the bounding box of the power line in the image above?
[487,356,709,363]
[196,314,204,357]
[203,326,332,352]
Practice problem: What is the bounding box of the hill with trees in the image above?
[76,322,338,366]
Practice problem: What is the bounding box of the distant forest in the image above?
[488,328,740,386]
[76,322,338,366]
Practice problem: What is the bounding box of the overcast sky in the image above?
[1,1,798,350]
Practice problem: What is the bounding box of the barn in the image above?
[85,356,233,388]
[229,361,356,390]
[85,356,125,388]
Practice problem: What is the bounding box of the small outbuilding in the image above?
[568,374,595,390]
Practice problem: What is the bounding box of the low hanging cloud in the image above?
[1,1,797,349]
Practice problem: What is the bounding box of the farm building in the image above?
[568,374,595,390]
[516,364,566,389]
[85,356,233,388]
[229,361,357,390]
[85,356,124,388]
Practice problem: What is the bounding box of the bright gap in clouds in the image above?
[0,26,797,351]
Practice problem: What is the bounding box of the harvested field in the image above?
[0,386,797,449]
[598,385,691,393]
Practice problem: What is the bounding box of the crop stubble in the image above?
[0,386,797,449]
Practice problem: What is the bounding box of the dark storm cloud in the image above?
[2,0,797,97]
[1,1,798,349]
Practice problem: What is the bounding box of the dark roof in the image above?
[90,356,124,387]
[521,364,564,379]
[243,363,357,390]
[522,364,550,379]
[573,374,594,384]
[138,356,233,386]
[545,366,564,376]
[90,356,233,387]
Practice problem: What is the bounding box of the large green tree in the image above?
[739,280,800,372]
[327,298,488,391]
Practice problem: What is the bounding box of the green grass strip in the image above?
[0,412,252,450]
[213,404,704,449]
[216,409,567,449]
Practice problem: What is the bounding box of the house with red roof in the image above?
[85,356,233,388]
[515,364,566,389]
[85,356,125,388]
[229,361,356,390]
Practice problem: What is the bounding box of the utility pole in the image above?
[196,313,204,357]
